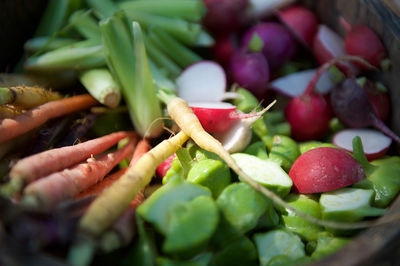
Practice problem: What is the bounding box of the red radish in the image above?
[345,25,388,69]
[156,153,176,178]
[241,22,297,70]
[176,61,227,103]
[229,51,270,100]
[277,5,318,48]
[270,68,334,98]
[202,0,249,34]
[189,101,271,133]
[313,25,359,76]
[361,79,390,122]
[289,147,366,193]
[212,34,237,68]
[333,129,392,160]
[330,78,400,144]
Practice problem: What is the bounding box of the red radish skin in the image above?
[156,153,176,178]
[345,25,388,69]
[241,22,297,70]
[190,102,237,133]
[212,34,237,68]
[289,147,366,194]
[313,25,359,76]
[333,129,392,160]
[277,5,318,47]
[363,79,390,122]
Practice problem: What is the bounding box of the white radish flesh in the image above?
[333,128,392,160]
[176,61,227,103]
[270,69,334,97]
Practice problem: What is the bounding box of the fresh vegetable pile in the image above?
[0,0,400,265]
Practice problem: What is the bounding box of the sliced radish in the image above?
[246,0,295,19]
[176,61,227,102]
[312,24,359,76]
[270,68,334,97]
[333,128,392,160]
[277,5,318,48]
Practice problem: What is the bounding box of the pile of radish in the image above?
[1,0,400,265]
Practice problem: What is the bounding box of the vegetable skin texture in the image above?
[79,131,189,236]
[289,147,366,193]
[0,94,98,144]
[345,25,388,69]
[0,86,62,109]
[8,131,133,195]
[23,136,137,208]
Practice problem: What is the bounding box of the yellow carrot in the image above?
[0,105,24,119]
[79,131,189,236]
[0,86,62,109]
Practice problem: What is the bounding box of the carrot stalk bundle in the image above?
[22,136,137,208]
[0,94,98,144]
[79,131,189,236]
[1,131,134,198]
[0,86,62,109]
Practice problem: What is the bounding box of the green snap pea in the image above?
[233,88,260,113]
[162,155,184,185]
[232,153,292,197]
[253,229,306,266]
[244,141,268,160]
[310,232,350,260]
[137,182,211,234]
[352,137,400,208]
[268,135,300,172]
[187,159,231,198]
[162,195,219,259]
[281,194,324,241]
[209,236,258,266]
[216,182,275,234]
[156,252,212,266]
[298,141,338,154]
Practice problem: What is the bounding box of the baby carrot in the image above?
[79,131,189,236]
[2,131,135,198]
[129,138,151,167]
[23,136,137,208]
[0,94,98,144]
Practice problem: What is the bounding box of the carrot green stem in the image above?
[100,12,163,138]
[24,37,78,53]
[0,86,62,109]
[118,0,207,22]
[69,9,101,40]
[86,0,119,19]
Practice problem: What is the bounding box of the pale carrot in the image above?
[0,86,62,108]
[79,131,189,236]
[2,131,135,198]
[75,138,150,199]
[23,136,137,208]
[0,94,98,144]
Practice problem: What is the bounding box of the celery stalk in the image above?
[69,10,101,40]
[100,13,163,138]
[80,68,121,108]
[118,0,206,22]
[148,59,177,94]
[24,40,105,72]
[148,27,202,68]
[123,11,202,45]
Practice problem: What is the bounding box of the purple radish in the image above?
[229,51,270,99]
[333,128,392,160]
[241,22,297,70]
[313,24,359,76]
[277,5,319,48]
[176,61,228,102]
[202,0,249,35]
[330,78,400,144]
[270,68,334,98]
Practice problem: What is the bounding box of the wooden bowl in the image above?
[300,1,400,265]
[1,0,400,265]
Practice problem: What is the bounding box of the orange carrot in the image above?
[23,136,137,208]
[3,131,135,198]
[0,94,98,144]
[76,138,150,202]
